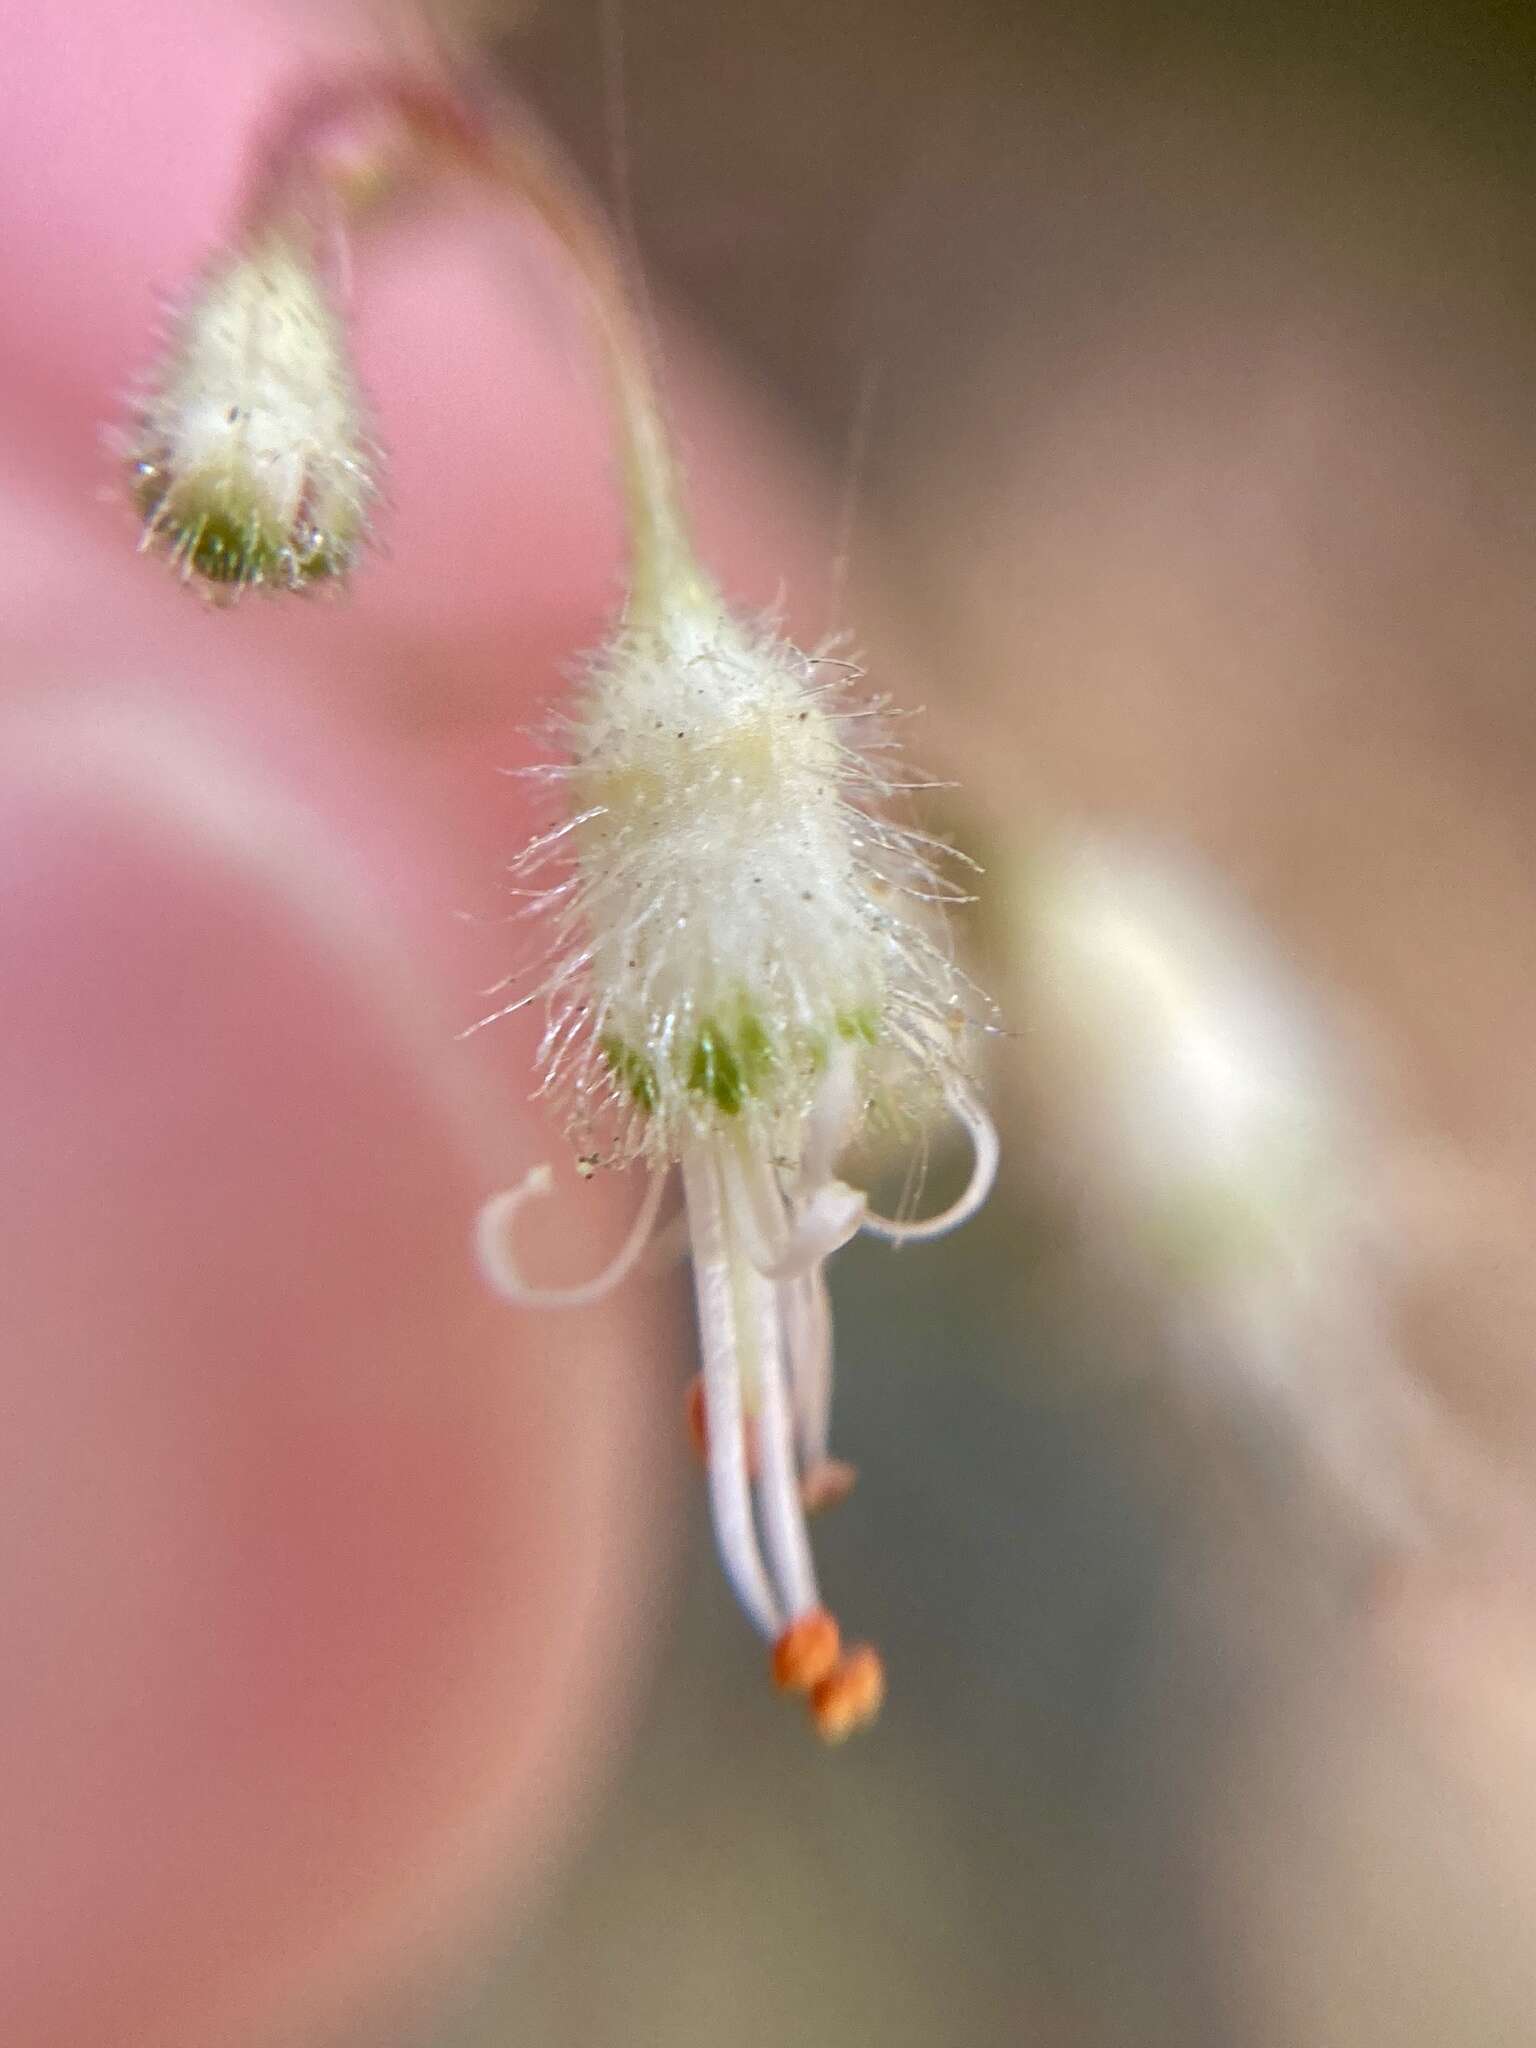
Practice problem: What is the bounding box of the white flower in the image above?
[475,585,998,1739]
[126,230,372,595]
[109,57,998,1738]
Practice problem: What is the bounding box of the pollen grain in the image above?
[772,1608,841,1693]
[810,1644,886,1742]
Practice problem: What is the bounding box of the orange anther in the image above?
[684,1376,709,1465]
[772,1608,841,1692]
[810,1644,886,1743]
[684,1375,758,1476]
[800,1457,858,1516]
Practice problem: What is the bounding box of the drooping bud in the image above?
[127,230,372,597]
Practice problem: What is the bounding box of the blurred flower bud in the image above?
[126,230,372,596]
[1017,835,1348,1288]
[1011,836,1459,1547]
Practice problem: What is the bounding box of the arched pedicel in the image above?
[120,62,999,1739]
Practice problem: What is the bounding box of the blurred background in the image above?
[389,3,1536,2046]
[5,0,1536,2042]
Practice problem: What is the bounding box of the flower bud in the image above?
[1016,837,1346,1284]
[127,231,372,596]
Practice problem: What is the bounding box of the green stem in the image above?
[245,67,714,627]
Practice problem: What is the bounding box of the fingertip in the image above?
[0,689,666,2045]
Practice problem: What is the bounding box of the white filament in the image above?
[781,1265,834,1471]
[681,1145,783,1640]
[742,1245,821,1621]
[475,1160,668,1307]
[719,1137,866,1281]
[861,1084,1000,1245]
[796,1041,862,1189]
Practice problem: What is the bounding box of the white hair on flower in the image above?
[118,63,999,1742]
[479,605,980,1155]
[126,229,373,596]
[476,579,998,1740]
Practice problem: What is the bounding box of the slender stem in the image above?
[473,113,710,624]
[237,67,709,624]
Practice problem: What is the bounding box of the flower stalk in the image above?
[123,63,999,1738]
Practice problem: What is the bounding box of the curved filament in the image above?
[476,1161,669,1307]
[721,1140,865,1280]
[860,1084,1000,1245]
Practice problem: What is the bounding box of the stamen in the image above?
[743,1245,821,1621]
[685,1374,708,1463]
[718,1137,790,1266]
[860,1084,1000,1245]
[772,1608,841,1692]
[800,1459,859,1515]
[683,1373,759,1478]
[475,1160,668,1306]
[774,1181,868,1277]
[797,1041,861,1190]
[780,1266,833,1468]
[722,1138,866,1280]
[682,1146,783,1641]
[810,1645,886,1743]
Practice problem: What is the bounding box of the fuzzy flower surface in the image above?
[127,229,372,595]
[477,583,997,1739]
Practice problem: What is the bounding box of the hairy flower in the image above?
[476,584,998,1738]
[113,60,998,1740]
[126,230,372,596]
